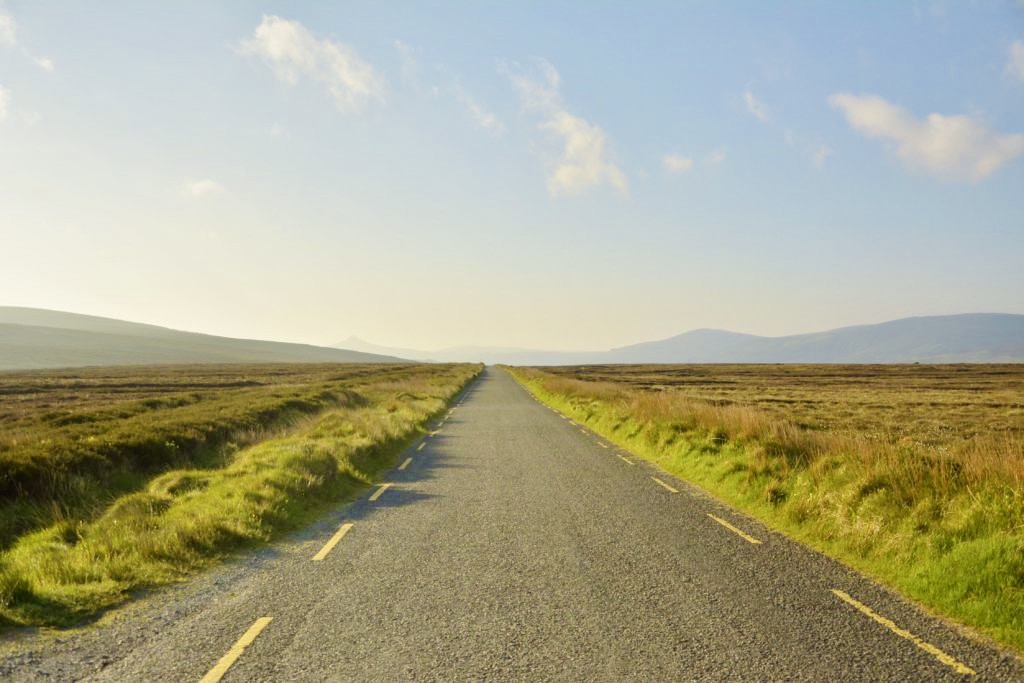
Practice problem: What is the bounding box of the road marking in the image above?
[398,457,412,471]
[369,483,392,502]
[199,617,273,683]
[416,442,426,451]
[598,442,609,449]
[560,415,568,420]
[616,453,635,465]
[430,430,439,437]
[311,522,354,561]
[830,589,976,676]
[651,477,679,493]
[707,513,762,545]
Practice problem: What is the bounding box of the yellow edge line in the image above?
[830,589,976,676]
[707,513,762,545]
[616,453,635,465]
[651,477,679,493]
[311,522,354,561]
[398,457,412,471]
[598,442,609,449]
[199,617,273,683]
[369,482,392,502]
[416,442,426,452]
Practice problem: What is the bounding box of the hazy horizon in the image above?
[3,2,1023,351]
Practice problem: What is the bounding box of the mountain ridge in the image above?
[338,313,1024,364]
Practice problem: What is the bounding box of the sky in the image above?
[1,1,1023,351]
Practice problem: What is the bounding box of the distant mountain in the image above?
[0,308,406,370]
[607,314,1024,363]
[339,314,1024,365]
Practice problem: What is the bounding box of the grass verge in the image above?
[508,366,1024,653]
[0,364,480,628]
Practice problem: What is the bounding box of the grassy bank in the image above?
[508,365,1024,652]
[0,363,480,627]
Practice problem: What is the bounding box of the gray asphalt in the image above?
[1,366,1022,682]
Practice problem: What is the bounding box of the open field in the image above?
[510,364,1024,651]
[0,362,479,627]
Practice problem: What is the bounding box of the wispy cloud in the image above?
[662,153,694,173]
[829,92,1024,181]
[240,16,384,112]
[181,179,226,198]
[456,87,503,133]
[1007,40,1024,82]
[709,148,727,164]
[743,88,768,122]
[394,40,418,80]
[33,55,54,71]
[0,84,9,122]
[0,5,15,48]
[812,144,832,168]
[507,58,627,197]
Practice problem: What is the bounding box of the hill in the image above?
[607,314,1024,363]
[339,314,1024,364]
[0,308,406,370]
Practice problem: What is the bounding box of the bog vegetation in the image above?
[0,362,479,627]
[510,364,1024,651]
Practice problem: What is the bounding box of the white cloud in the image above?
[0,6,15,48]
[456,88,503,133]
[743,88,768,122]
[1008,40,1024,82]
[812,144,832,168]
[663,153,694,173]
[240,15,384,112]
[181,179,226,198]
[33,55,54,71]
[828,92,1024,181]
[709,148,727,164]
[507,59,627,197]
[0,84,9,121]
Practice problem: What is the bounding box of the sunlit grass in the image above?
[0,363,480,627]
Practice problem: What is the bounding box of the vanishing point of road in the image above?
[2,367,1022,682]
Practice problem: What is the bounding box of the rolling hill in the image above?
[339,313,1024,364]
[0,307,406,370]
[606,314,1024,363]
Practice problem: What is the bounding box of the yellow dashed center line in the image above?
[830,589,976,676]
[651,477,679,493]
[369,482,392,502]
[707,513,762,545]
[616,453,635,465]
[398,457,412,471]
[199,617,273,683]
[416,442,426,452]
[311,522,354,561]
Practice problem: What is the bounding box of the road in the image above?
[1,367,1022,682]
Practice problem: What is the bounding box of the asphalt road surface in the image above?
[2,367,1022,682]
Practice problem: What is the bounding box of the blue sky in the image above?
[1,1,1022,350]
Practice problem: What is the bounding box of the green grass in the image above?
[0,363,480,627]
[0,363,440,548]
[508,366,1024,653]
